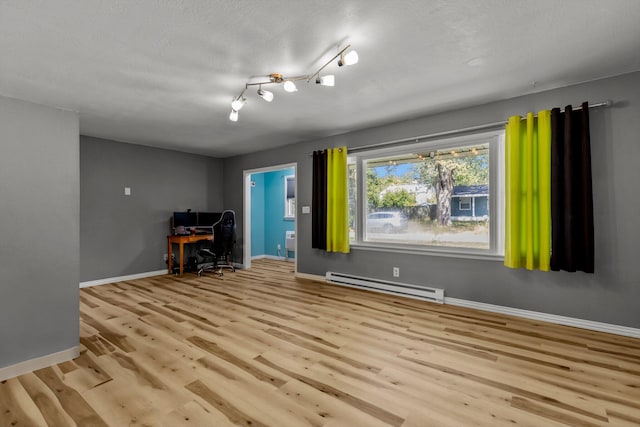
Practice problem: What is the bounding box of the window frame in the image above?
[458,197,472,211]
[349,130,504,260]
[284,175,295,219]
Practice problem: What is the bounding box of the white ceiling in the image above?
[2,1,639,158]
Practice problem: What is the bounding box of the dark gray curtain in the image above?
[312,150,327,250]
[550,102,594,273]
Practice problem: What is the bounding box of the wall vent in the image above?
[325,271,444,304]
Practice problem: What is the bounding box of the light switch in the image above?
[124,187,131,196]
[301,206,310,214]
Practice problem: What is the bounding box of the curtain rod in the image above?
[313,100,612,156]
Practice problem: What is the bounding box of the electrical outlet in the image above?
[277,244,281,250]
[163,253,168,261]
[393,267,400,277]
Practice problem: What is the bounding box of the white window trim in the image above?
[284,175,295,219]
[351,130,505,259]
[458,197,472,211]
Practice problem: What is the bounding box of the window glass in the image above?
[459,197,472,211]
[348,130,503,255]
[285,175,295,218]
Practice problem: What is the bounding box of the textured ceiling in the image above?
[1,0,640,157]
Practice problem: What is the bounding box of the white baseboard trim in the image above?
[445,297,640,339]
[0,346,80,381]
[80,270,167,288]
[294,272,326,282]
[306,272,640,338]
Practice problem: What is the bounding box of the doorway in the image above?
[243,163,297,273]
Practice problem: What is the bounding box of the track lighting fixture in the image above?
[257,86,273,102]
[283,80,298,92]
[231,95,246,111]
[338,50,359,67]
[316,75,335,87]
[228,44,358,121]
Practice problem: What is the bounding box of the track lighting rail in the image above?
[228,44,358,122]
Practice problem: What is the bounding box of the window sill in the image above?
[349,242,504,262]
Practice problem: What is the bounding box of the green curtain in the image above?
[326,146,350,253]
[504,111,551,271]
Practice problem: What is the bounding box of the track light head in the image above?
[257,87,274,102]
[231,96,246,111]
[316,75,335,87]
[283,80,298,92]
[229,109,238,122]
[338,50,359,67]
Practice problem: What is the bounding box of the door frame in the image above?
[243,162,297,272]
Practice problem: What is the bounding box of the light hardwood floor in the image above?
[1,259,639,426]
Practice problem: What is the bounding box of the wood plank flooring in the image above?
[2,259,640,426]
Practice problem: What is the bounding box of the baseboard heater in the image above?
[325,271,444,304]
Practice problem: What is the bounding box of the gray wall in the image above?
[80,136,224,281]
[0,96,79,368]
[223,71,640,328]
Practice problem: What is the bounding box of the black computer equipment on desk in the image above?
[171,211,221,235]
[197,212,222,228]
[172,211,197,230]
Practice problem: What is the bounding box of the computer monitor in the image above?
[197,212,222,227]
[172,211,197,228]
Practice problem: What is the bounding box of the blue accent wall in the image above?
[251,168,295,258]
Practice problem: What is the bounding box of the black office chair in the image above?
[198,210,236,276]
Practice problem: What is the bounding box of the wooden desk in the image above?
[167,234,212,276]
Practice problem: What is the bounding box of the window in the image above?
[348,130,504,257]
[459,197,472,211]
[284,175,295,219]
